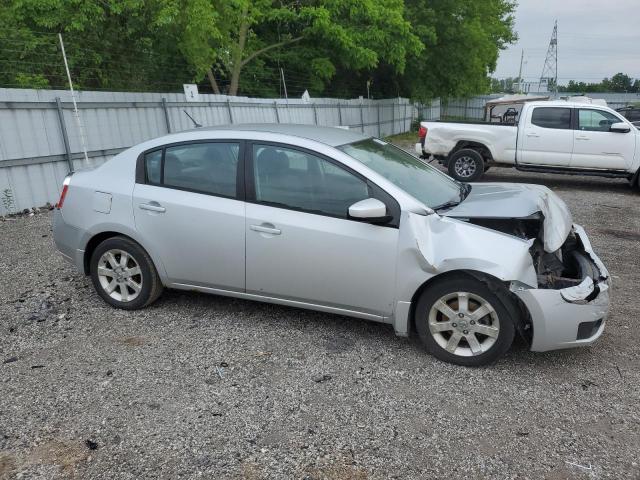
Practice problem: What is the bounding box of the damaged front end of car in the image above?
[455,214,610,351]
[440,184,610,351]
[512,224,610,351]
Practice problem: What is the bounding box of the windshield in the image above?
[338,138,464,209]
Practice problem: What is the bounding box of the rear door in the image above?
[244,143,399,316]
[519,106,573,166]
[133,140,246,291]
[570,108,634,170]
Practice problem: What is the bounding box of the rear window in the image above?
[531,107,571,129]
[144,142,240,198]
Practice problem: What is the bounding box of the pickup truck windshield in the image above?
[339,138,463,208]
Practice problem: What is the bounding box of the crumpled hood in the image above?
[442,183,573,252]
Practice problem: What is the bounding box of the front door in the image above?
[570,108,634,170]
[519,106,573,166]
[133,141,246,291]
[245,143,399,316]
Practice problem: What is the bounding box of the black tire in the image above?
[448,149,485,182]
[415,274,515,366]
[90,236,163,310]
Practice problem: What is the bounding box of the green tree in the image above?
[0,0,218,91]
[557,74,637,93]
[208,0,422,96]
[399,0,517,100]
[606,72,633,92]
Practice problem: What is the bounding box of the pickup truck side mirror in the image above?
[610,122,631,133]
[348,198,392,224]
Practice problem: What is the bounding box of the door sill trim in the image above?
[515,164,629,178]
[169,282,388,323]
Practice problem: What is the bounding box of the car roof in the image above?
[199,123,370,147]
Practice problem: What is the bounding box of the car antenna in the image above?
[183,110,202,128]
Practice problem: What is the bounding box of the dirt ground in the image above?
[1,139,639,479]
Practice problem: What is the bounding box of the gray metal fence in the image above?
[0,88,414,215]
[2,87,638,215]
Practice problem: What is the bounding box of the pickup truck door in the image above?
[519,106,573,166]
[570,108,634,170]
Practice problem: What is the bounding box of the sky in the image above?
[494,0,640,85]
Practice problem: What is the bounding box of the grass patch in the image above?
[384,131,417,143]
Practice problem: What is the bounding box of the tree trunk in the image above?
[228,4,250,96]
[207,68,221,94]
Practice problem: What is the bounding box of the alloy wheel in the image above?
[428,291,500,357]
[454,156,477,178]
[97,249,143,302]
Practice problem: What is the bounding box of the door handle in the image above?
[250,224,281,235]
[576,136,589,140]
[139,202,166,213]
[526,132,540,137]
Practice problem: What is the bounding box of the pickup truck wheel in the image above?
[448,149,484,182]
[415,275,515,366]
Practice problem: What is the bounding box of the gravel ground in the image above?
[1,146,640,479]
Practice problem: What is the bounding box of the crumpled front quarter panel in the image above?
[395,212,538,303]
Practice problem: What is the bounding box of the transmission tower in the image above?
[540,20,558,94]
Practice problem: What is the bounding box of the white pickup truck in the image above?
[416,100,640,186]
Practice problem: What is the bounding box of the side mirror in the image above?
[348,198,391,224]
[610,122,631,133]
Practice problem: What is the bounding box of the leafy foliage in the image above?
[398,0,517,100]
[557,73,640,93]
[0,0,517,99]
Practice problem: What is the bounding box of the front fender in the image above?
[392,212,537,335]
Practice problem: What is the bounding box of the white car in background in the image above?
[417,101,640,185]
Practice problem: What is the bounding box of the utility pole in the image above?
[280,67,289,122]
[517,49,525,93]
[280,68,288,101]
[59,33,89,164]
[540,20,558,94]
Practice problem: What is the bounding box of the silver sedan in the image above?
[53,124,610,366]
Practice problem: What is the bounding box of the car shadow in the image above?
[152,288,600,371]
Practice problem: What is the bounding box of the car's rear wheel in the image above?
[90,236,163,309]
[448,149,484,182]
[415,275,515,366]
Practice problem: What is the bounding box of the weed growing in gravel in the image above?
[1,188,15,214]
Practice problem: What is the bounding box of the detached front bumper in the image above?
[513,225,611,352]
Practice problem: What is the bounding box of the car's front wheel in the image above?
[415,274,515,366]
[90,236,163,310]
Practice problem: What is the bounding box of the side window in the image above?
[162,142,239,197]
[578,109,621,132]
[145,150,162,184]
[531,107,571,129]
[253,144,370,218]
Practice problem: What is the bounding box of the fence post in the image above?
[55,97,74,173]
[313,102,319,125]
[226,99,234,124]
[391,100,395,134]
[464,98,469,120]
[161,97,171,133]
[403,101,407,132]
[274,101,280,123]
[338,103,343,126]
[377,102,381,137]
[360,100,365,133]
